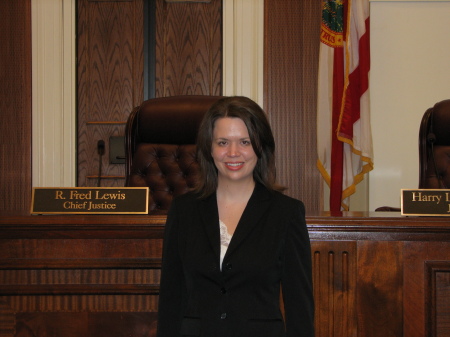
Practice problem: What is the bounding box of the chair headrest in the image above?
[430,99,450,146]
[135,95,222,144]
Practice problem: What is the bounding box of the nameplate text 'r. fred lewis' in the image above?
[401,189,450,216]
[31,187,149,214]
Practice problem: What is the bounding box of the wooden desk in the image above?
[0,213,449,337]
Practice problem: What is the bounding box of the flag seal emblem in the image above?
[320,1,344,48]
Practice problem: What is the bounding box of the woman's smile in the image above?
[225,162,244,169]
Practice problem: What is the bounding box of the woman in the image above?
[157,96,314,337]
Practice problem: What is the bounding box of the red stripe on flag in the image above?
[339,17,370,141]
[330,47,345,211]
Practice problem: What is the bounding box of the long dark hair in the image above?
[195,96,282,197]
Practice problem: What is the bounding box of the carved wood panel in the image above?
[77,0,144,187]
[0,235,163,337]
[426,262,450,336]
[154,0,222,97]
[311,241,357,337]
[2,215,449,336]
[404,242,450,337]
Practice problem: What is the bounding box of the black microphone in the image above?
[97,140,105,187]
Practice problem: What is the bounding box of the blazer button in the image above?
[221,287,227,294]
[220,313,227,319]
[225,263,232,270]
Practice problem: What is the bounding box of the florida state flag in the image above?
[317,0,373,211]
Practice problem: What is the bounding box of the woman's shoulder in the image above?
[172,190,201,205]
[166,191,204,222]
[170,190,210,211]
[269,188,305,209]
[267,190,307,230]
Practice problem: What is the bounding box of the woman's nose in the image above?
[227,143,239,156]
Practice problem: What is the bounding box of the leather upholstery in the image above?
[125,95,222,213]
[419,99,450,189]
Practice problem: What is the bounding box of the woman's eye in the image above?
[218,141,227,146]
[242,140,251,145]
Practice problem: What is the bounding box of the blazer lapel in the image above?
[225,183,272,258]
[200,193,221,262]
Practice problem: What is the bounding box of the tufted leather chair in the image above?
[125,95,222,213]
[419,99,450,189]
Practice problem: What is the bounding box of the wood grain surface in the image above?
[1,214,449,336]
[0,0,32,215]
[77,0,144,187]
[77,0,221,188]
[154,0,222,97]
[264,0,322,212]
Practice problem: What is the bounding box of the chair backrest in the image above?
[419,99,450,189]
[125,95,222,213]
[376,99,450,211]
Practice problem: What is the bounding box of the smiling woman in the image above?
[157,96,315,337]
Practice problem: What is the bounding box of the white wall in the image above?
[369,0,450,210]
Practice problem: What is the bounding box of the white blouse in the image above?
[219,220,232,270]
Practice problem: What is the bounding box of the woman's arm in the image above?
[281,200,315,337]
[157,200,185,337]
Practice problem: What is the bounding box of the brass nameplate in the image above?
[401,189,450,216]
[31,187,149,214]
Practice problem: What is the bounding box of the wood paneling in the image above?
[312,241,357,337]
[15,312,157,337]
[1,214,449,336]
[435,269,450,336]
[426,261,450,337]
[0,0,32,215]
[264,0,322,212]
[404,242,450,337]
[77,0,144,187]
[357,241,403,336]
[154,0,222,97]
[0,215,164,336]
[77,0,221,187]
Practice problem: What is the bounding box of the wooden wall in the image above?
[77,0,222,188]
[155,0,222,97]
[77,0,145,187]
[0,0,321,213]
[264,0,322,212]
[0,0,32,215]
[75,0,320,210]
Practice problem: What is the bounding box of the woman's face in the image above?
[211,117,257,186]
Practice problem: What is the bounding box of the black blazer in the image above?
[157,183,314,337]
